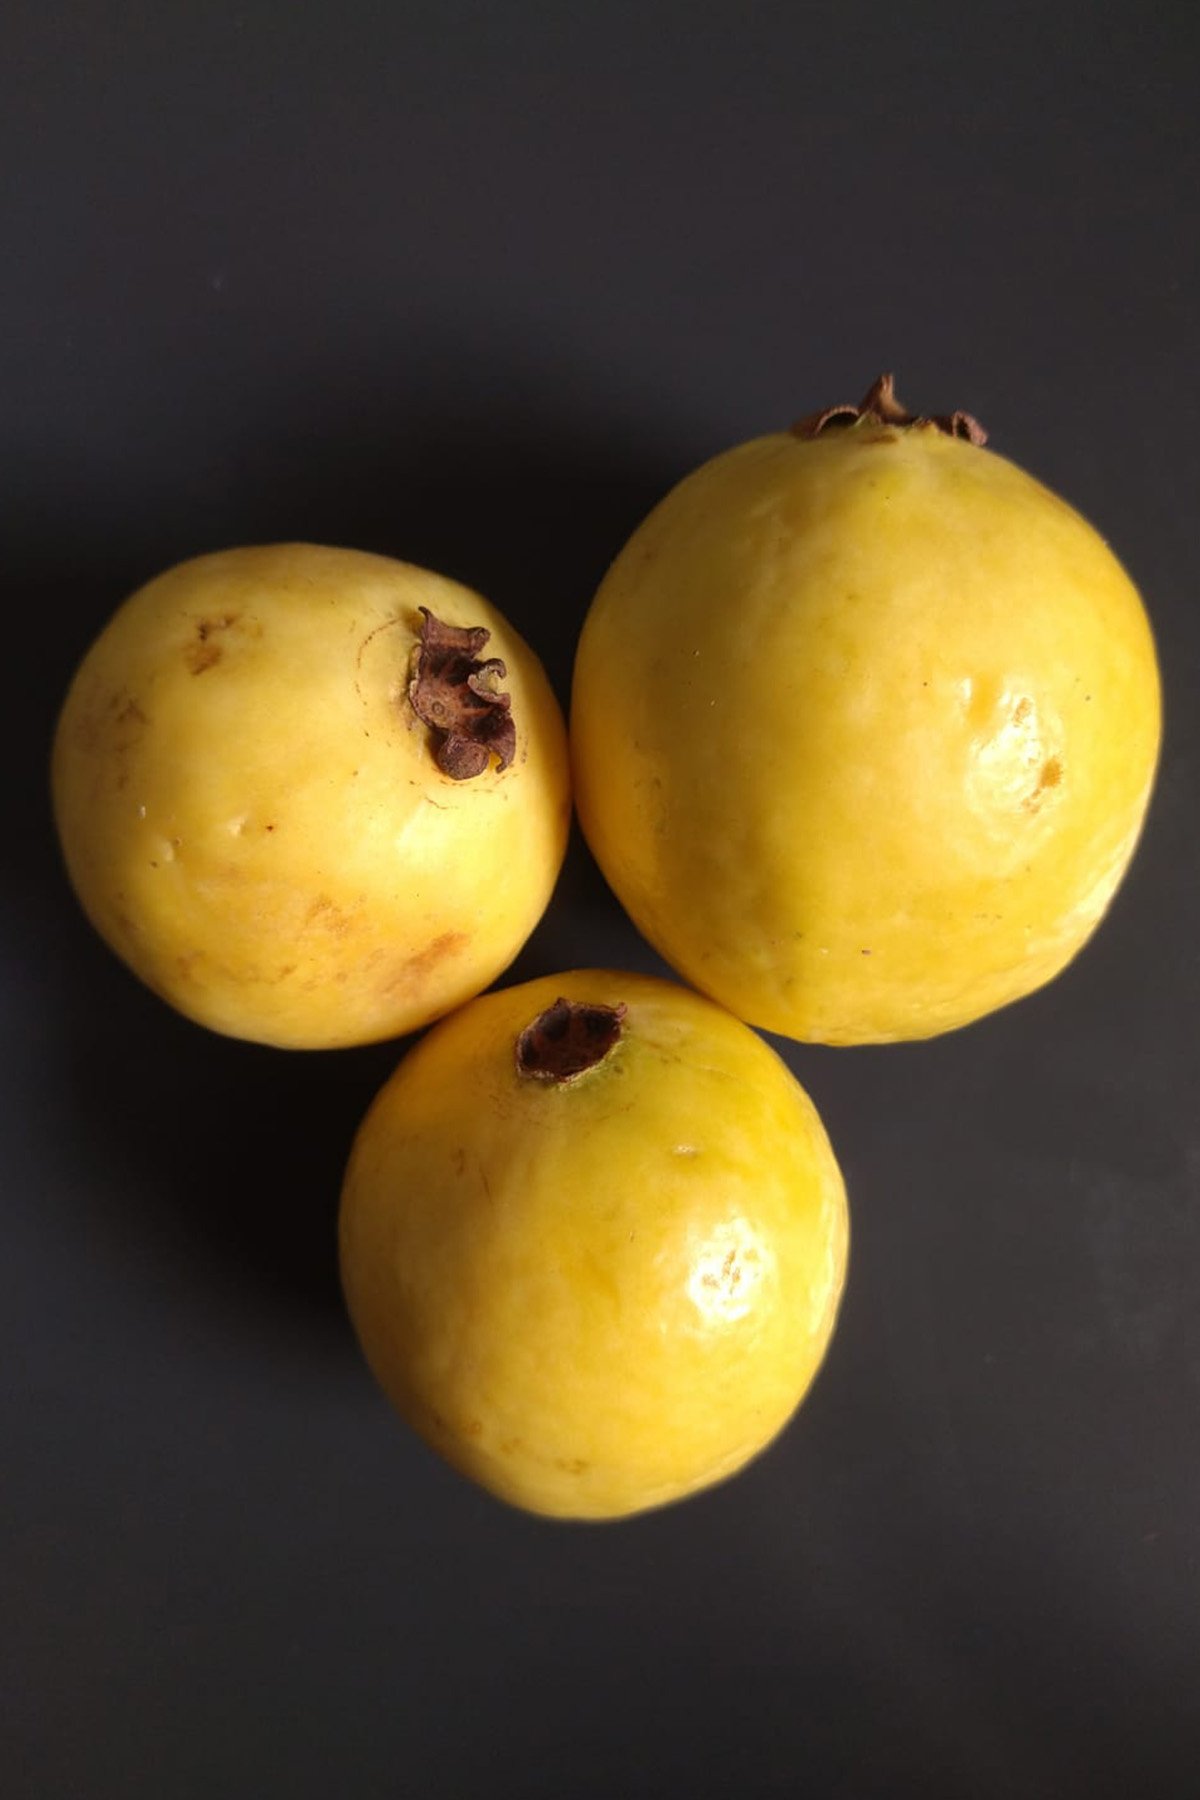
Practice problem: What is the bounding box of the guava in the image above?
[570,376,1162,1044]
[52,544,570,1048]
[338,970,848,1520]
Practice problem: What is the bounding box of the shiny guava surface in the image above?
[52,544,570,1048]
[570,391,1162,1044]
[338,970,848,1520]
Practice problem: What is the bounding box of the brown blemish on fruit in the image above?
[377,931,468,998]
[408,608,516,779]
[702,1248,743,1293]
[516,998,626,1083]
[792,373,987,446]
[1024,756,1064,812]
[197,613,239,641]
[186,613,242,674]
[72,714,101,755]
[555,1457,589,1475]
[303,894,354,936]
[113,694,147,727]
[105,691,148,756]
[90,690,150,790]
[407,930,467,980]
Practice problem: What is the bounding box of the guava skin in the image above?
[570,418,1162,1044]
[338,970,849,1521]
[51,544,571,1049]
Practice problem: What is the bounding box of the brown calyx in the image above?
[408,608,516,779]
[515,998,627,1082]
[792,373,987,445]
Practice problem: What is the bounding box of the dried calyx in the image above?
[516,998,627,1082]
[792,373,987,445]
[408,608,516,779]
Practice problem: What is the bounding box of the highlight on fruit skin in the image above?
[570,375,1162,1046]
[51,543,572,1049]
[338,970,849,1521]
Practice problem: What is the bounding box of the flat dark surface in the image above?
[5,4,1199,1796]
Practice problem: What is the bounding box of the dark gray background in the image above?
[5,3,1199,1796]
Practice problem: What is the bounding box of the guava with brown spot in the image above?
[339,970,849,1520]
[52,544,571,1048]
[570,375,1162,1044]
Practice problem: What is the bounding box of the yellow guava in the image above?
[570,377,1162,1044]
[52,544,570,1048]
[338,970,848,1520]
